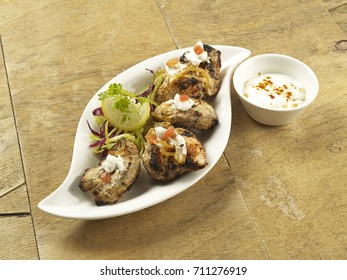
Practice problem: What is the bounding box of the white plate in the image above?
[38,45,251,219]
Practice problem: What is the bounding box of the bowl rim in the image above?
[233,53,319,112]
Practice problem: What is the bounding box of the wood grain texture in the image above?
[322,0,347,33]
[0,0,177,206]
[158,0,347,259]
[0,185,30,214]
[0,216,38,260]
[1,0,264,259]
[0,36,29,213]
[0,0,346,260]
[36,159,267,259]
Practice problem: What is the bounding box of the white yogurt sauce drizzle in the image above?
[101,154,125,173]
[165,94,195,111]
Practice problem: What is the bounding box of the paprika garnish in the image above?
[101,171,111,183]
[179,94,190,102]
[145,130,159,144]
[163,126,176,141]
[193,44,204,55]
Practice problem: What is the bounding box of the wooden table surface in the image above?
[1,0,346,260]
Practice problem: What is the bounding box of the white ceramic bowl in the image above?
[233,54,319,125]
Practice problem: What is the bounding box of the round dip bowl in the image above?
[233,54,319,125]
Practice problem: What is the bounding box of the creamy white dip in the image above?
[243,73,306,109]
[165,94,195,111]
[101,154,125,173]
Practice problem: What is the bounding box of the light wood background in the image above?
[0,0,346,259]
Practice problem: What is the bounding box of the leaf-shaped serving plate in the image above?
[38,45,251,219]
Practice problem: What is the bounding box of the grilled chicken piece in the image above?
[142,126,207,182]
[79,138,141,206]
[189,44,221,96]
[154,44,221,104]
[151,96,219,130]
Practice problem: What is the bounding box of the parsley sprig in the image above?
[89,73,164,154]
[98,83,146,122]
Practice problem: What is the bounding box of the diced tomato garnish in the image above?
[179,94,190,102]
[145,129,159,144]
[193,44,204,55]
[163,126,175,141]
[101,171,111,183]
[166,57,179,67]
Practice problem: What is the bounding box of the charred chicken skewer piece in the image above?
[142,125,207,182]
[154,43,222,104]
[151,94,219,131]
[79,138,141,206]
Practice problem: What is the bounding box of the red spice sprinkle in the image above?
[179,94,190,102]
[101,171,111,183]
[258,83,267,90]
[252,77,296,103]
[193,44,204,55]
[286,91,292,100]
